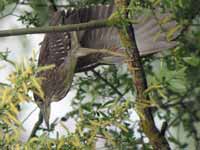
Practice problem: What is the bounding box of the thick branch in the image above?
[0,19,110,37]
[114,0,170,149]
[19,2,74,8]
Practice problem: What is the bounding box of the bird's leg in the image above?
[76,47,126,65]
[76,47,126,57]
[110,45,121,52]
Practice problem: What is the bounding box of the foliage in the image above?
[0,0,200,149]
[28,0,49,26]
[0,0,18,12]
[0,50,54,149]
[17,11,40,27]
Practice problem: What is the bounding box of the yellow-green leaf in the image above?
[30,77,44,100]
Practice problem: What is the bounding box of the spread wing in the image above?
[133,9,179,55]
[78,5,179,55]
[78,5,121,50]
[63,5,180,72]
[39,5,180,73]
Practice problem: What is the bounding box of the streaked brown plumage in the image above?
[34,11,79,128]
[34,4,180,128]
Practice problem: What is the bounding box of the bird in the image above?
[34,4,180,128]
[34,11,80,128]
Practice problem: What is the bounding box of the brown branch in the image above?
[19,2,75,8]
[114,0,170,149]
[0,19,110,37]
[28,111,43,140]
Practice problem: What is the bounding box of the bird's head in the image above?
[34,94,51,129]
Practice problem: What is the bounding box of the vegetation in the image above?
[0,0,200,149]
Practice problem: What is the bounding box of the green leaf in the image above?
[168,79,186,93]
[102,100,115,107]
[183,56,200,66]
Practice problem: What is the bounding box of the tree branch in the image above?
[28,111,43,140]
[19,1,75,8]
[0,19,110,37]
[114,0,170,149]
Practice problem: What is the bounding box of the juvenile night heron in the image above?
[34,4,180,128]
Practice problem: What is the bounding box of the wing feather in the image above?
[39,5,180,72]
[77,5,180,55]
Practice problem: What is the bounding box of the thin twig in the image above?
[22,107,38,124]
[92,69,126,100]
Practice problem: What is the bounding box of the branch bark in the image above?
[0,19,109,37]
[19,2,75,8]
[114,0,170,149]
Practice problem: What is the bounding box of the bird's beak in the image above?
[40,102,51,129]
